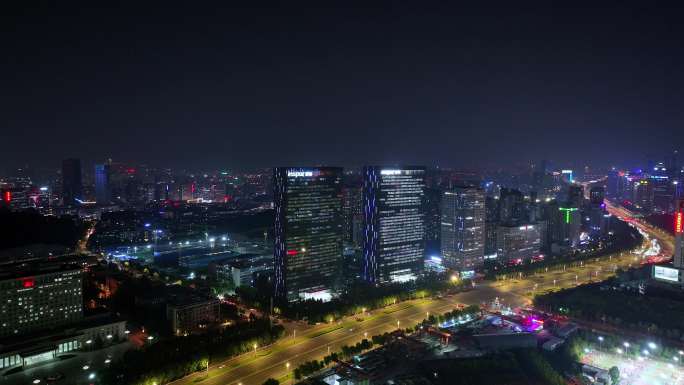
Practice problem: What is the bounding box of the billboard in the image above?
[654,266,680,283]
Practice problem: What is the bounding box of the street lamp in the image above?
[396,320,400,329]
[253,343,258,356]
[623,342,630,348]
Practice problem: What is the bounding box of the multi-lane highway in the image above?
[171,202,674,385]
[170,285,524,385]
[495,200,674,297]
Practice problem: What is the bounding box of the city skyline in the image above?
[2,3,684,385]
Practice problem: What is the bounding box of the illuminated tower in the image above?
[675,199,684,268]
[558,207,581,247]
[273,167,343,302]
[441,186,486,271]
[362,166,426,284]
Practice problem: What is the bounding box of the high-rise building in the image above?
[558,206,582,247]
[587,186,608,235]
[441,186,486,272]
[651,172,674,214]
[95,163,112,204]
[342,186,362,246]
[589,186,605,206]
[424,187,442,257]
[606,170,620,198]
[273,167,343,302]
[532,159,548,194]
[362,166,426,284]
[632,179,653,212]
[61,158,82,206]
[568,185,584,208]
[0,266,83,338]
[498,188,524,224]
[674,199,684,269]
[496,224,541,264]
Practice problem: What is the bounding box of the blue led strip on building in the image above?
[362,167,379,283]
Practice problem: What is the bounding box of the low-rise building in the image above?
[230,257,272,287]
[167,294,220,336]
[0,314,125,371]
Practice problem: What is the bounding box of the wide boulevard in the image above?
[171,202,674,385]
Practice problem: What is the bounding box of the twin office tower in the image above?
[273,166,428,302]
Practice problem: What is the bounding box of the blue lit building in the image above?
[362,166,426,284]
[95,163,112,204]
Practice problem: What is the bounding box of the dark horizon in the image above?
[2,3,683,171]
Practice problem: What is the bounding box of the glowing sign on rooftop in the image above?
[559,207,578,223]
[561,169,573,182]
[380,169,402,175]
[287,171,313,177]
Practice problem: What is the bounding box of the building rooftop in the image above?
[0,259,84,281]
[0,312,124,353]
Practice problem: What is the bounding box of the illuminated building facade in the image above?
[273,167,343,302]
[496,224,541,264]
[632,179,653,212]
[441,186,486,271]
[675,199,684,269]
[558,207,581,247]
[95,163,112,204]
[0,267,83,338]
[362,166,426,284]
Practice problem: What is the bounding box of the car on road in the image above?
[45,372,65,382]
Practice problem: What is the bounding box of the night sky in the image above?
[2,3,683,171]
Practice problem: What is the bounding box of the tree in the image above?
[609,366,620,385]
[262,378,279,385]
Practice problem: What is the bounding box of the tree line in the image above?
[100,318,284,385]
